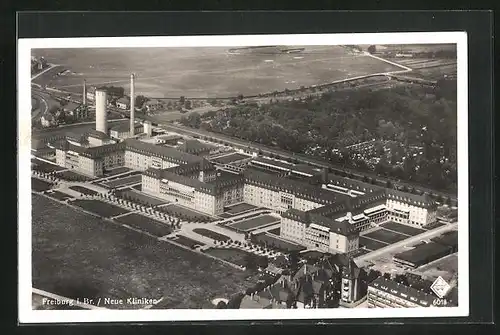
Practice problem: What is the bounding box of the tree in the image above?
[216,301,227,309]
[180,96,186,104]
[135,95,148,109]
[184,100,192,109]
[244,254,258,271]
[386,180,392,189]
[257,256,269,269]
[226,293,245,309]
[367,45,377,54]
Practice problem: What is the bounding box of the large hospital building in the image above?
[50,74,438,255]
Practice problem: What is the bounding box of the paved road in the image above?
[355,222,458,264]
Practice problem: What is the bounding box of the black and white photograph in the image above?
[18,32,468,322]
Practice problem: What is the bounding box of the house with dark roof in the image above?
[177,139,216,157]
[116,96,130,110]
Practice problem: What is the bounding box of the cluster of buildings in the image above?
[51,72,439,256]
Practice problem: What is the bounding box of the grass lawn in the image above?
[32,194,259,309]
[56,170,93,182]
[173,235,205,249]
[204,248,253,267]
[252,233,305,252]
[69,185,99,196]
[380,221,425,236]
[161,204,213,221]
[193,228,231,242]
[46,191,73,201]
[359,237,388,251]
[103,175,142,188]
[363,229,408,244]
[225,203,258,215]
[32,178,53,192]
[114,213,172,237]
[71,199,130,218]
[103,167,132,177]
[228,215,279,232]
[32,161,66,173]
[267,227,281,236]
[117,189,168,206]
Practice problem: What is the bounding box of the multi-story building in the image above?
[54,138,204,177]
[109,123,144,140]
[367,276,449,308]
[243,168,339,215]
[142,159,244,216]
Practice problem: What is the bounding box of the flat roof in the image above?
[394,242,452,265]
[370,276,437,307]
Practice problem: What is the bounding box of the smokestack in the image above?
[83,79,87,105]
[130,73,135,137]
[95,89,107,133]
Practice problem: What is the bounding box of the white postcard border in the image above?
[18,32,469,323]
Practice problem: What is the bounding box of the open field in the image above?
[224,203,258,215]
[117,189,168,206]
[32,194,258,309]
[32,46,403,98]
[363,228,408,244]
[114,213,172,237]
[228,215,279,232]
[32,178,54,192]
[204,248,253,267]
[193,228,231,242]
[103,175,142,188]
[415,253,458,281]
[69,185,99,196]
[71,199,130,217]
[380,221,425,236]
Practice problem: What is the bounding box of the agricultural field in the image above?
[227,215,280,232]
[32,194,258,309]
[32,46,404,98]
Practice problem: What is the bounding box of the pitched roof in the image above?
[177,139,213,154]
[110,122,143,133]
[244,168,340,205]
[87,129,110,140]
[370,276,438,307]
[123,138,203,164]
